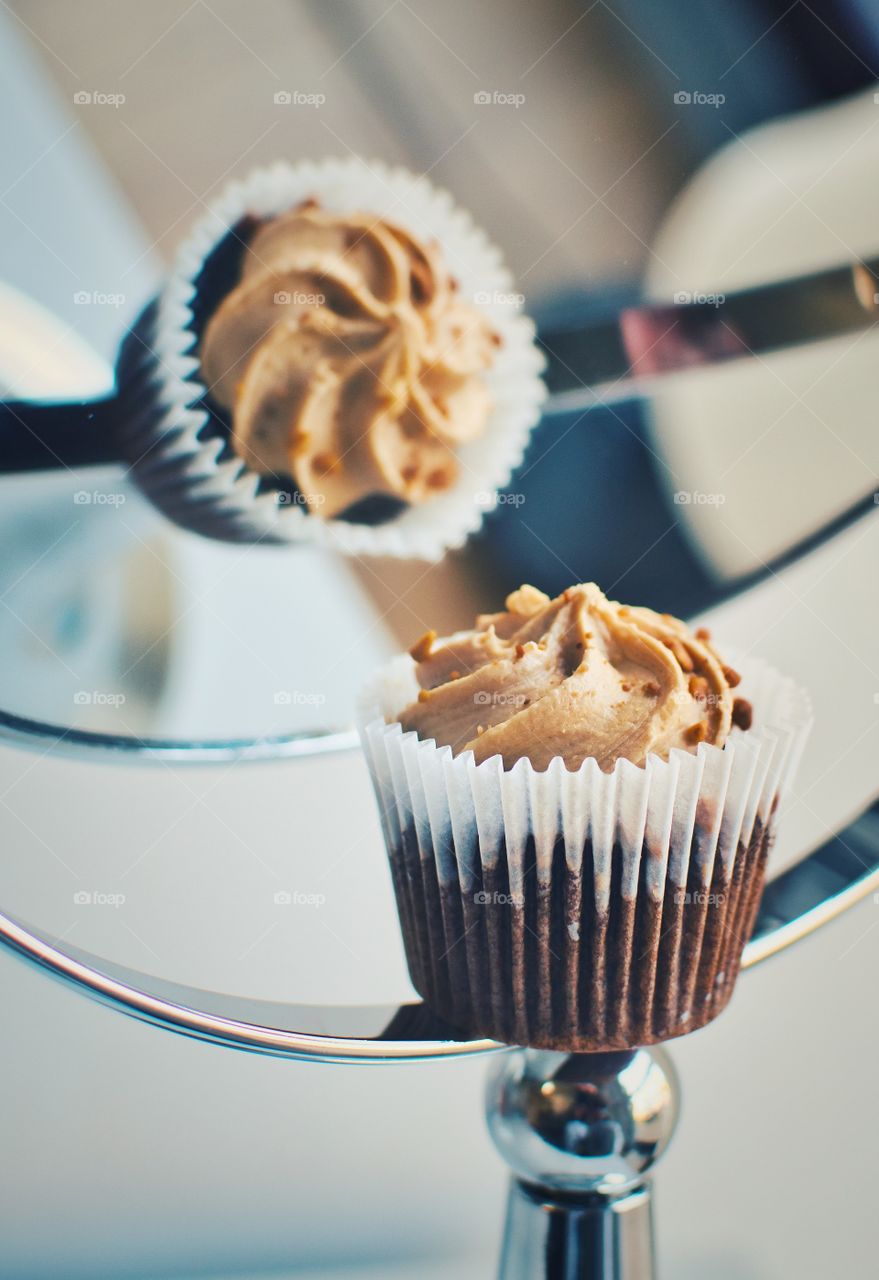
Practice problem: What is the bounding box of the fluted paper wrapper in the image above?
[359,655,811,1050]
[140,157,545,559]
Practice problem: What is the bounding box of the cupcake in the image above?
[133,158,546,558]
[199,202,500,521]
[359,582,811,1051]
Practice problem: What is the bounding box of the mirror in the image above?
[1,4,876,755]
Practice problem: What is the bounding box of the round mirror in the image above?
[0,282,395,750]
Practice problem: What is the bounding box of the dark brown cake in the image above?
[387,816,770,1050]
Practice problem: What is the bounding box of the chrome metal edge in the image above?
[0,707,361,764]
[743,802,879,968]
[0,905,501,1063]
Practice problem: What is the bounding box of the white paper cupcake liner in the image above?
[131,157,546,559]
[358,651,812,1049]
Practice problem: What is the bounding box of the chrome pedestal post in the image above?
[486,1047,679,1280]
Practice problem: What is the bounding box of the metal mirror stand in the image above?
[2,712,878,1279]
[487,1046,677,1280]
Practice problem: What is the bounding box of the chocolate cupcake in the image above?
[199,203,500,520]
[359,583,811,1051]
[148,157,546,558]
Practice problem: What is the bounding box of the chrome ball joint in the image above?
[485,1047,680,1279]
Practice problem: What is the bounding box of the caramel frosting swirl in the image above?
[397,583,745,771]
[199,202,499,516]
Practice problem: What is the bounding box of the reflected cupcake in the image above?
[360,583,811,1051]
[152,158,546,558]
[199,202,501,519]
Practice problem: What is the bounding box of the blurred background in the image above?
[0,1,878,1277]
